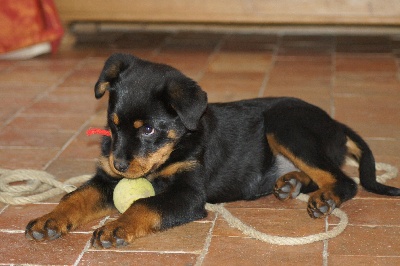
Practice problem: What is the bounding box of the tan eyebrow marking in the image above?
[112,113,119,125]
[134,120,144,129]
[167,130,177,139]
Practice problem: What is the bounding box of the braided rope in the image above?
[0,160,397,245]
[205,194,349,245]
[0,169,91,205]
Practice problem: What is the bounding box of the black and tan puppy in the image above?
[26,53,400,248]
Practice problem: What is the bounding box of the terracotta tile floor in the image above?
[1,30,400,265]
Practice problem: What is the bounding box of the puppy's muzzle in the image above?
[113,158,130,173]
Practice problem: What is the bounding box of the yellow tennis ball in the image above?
[113,178,155,213]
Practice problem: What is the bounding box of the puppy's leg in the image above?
[91,177,206,248]
[26,172,116,241]
[267,134,357,218]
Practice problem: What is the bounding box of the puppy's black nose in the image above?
[113,159,130,172]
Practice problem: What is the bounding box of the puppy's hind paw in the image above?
[274,174,302,201]
[307,190,340,219]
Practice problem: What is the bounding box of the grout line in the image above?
[0,229,25,234]
[73,236,93,266]
[73,215,110,266]
[195,211,219,266]
[322,217,329,266]
[0,204,9,215]
[88,249,202,254]
[195,33,227,82]
[258,34,281,97]
[42,116,94,171]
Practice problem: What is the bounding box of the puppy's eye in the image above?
[141,125,155,136]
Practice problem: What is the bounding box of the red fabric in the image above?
[86,128,112,137]
[0,0,64,54]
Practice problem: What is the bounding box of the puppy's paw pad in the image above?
[307,193,338,219]
[31,231,44,240]
[25,216,69,241]
[274,177,302,201]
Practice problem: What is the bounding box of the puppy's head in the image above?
[94,53,207,179]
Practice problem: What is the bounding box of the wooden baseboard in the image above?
[55,0,400,25]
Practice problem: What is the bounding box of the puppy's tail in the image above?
[343,125,400,196]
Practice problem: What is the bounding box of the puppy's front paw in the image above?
[25,214,71,241]
[91,204,161,249]
[91,220,131,248]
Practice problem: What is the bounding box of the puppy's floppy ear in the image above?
[167,78,207,131]
[94,53,132,99]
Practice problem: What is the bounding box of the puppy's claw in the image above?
[280,184,291,193]
[100,240,112,249]
[116,237,128,247]
[31,231,44,240]
[47,229,62,240]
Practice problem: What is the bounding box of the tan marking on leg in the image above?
[267,134,336,188]
[92,203,161,247]
[281,171,312,186]
[27,185,115,240]
[121,203,161,239]
[274,171,311,201]
[346,137,362,160]
[58,186,114,227]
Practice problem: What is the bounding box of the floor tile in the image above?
[213,208,326,238]
[327,225,400,257]
[199,71,264,102]
[58,130,102,160]
[329,198,400,226]
[208,51,273,73]
[328,255,400,266]
[0,65,71,86]
[336,55,397,73]
[202,235,323,266]
[0,147,59,169]
[6,115,88,132]
[0,204,57,231]
[334,95,400,138]
[46,158,97,181]
[0,126,74,147]
[0,232,89,265]
[153,51,211,80]
[80,251,198,266]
